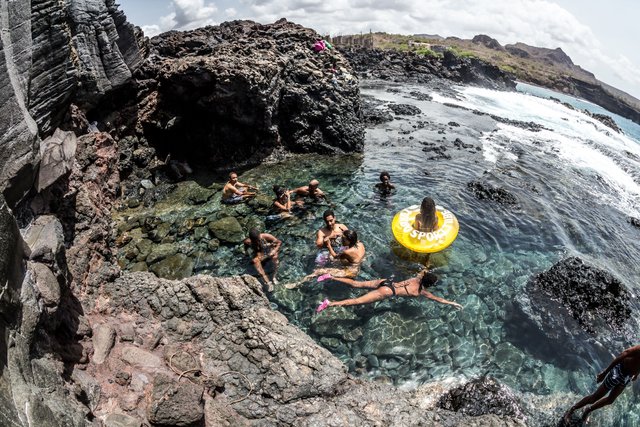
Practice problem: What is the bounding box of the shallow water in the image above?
[117,80,640,426]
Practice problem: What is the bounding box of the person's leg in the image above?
[270,253,280,284]
[580,384,626,423]
[331,277,384,289]
[330,287,393,308]
[564,382,609,422]
[252,258,272,289]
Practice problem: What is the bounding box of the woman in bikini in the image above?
[315,270,462,312]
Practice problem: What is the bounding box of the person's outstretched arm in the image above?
[421,290,462,309]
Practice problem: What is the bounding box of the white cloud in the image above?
[225,8,237,17]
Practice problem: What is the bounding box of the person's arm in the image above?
[243,237,251,255]
[237,181,258,191]
[421,290,463,309]
[316,230,326,249]
[273,200,288,212]
[263,234,282,253]
[597,345,640,382]
[325,238,337,257]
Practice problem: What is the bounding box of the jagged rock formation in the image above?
[506,257,635,369]
[0,0,144,206]
[126,19,364,169]
[340,47,516,90]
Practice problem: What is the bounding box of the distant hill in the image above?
[340,32,640,125]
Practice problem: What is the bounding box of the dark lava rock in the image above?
[529,257,630,333]
[341,47,516,90]
[471,35,505,51]
[409,91,433,101]
[628,216,640,228]
[364,109,394,125]
[589,112,622,133]
[147,374,204,426]
[132,19,364,169]
[438,377,524,420]
[466,181,518,205]
[387,103,421,116]
[506,257,634,368]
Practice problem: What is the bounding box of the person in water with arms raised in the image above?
[564,344,640,424]
[315,270,462,312]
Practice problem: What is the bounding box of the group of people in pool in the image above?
[222,170,462,310]
[223,170,640,423]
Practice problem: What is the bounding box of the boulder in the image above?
[387,103,422,115]
[149,253,194,280]
[438,376,525,420]
[208,216,245,243]
[37,129,77,191]
[103,413,142,427]
[27,262,61,314]
[146,374,204,426]
[467,181,518,205]
[21,215,65,264]
[92,323,117,364]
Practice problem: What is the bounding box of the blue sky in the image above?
[116,0,640,100]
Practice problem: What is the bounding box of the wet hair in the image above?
[342,229,358,247]
[309,179,320,188]
[322,209,335,221]
[379,171,390,182]
[229,171,237,179]
[419,272,438,289]
[248,227,261,251]
[273,185,286,198]
[419,197,438,232]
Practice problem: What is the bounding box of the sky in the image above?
[116,0,640,100]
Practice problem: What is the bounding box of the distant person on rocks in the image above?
[291,179,325,201]
[222,172,257,204]
[315,270,463,312]
[375,171,396,193]
[414,197,439,232]
[243,228,282,292]
[563,345,640,424]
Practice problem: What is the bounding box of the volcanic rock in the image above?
[467,181,518,205]
[388,103,422,115]
[439,376,524,419]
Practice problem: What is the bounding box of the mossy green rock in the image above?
[146,243,179,264]
[208,217,244,243]
[149,254,194,279]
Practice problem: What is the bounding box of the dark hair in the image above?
[343,229,358,247]
[419,272,438,289]
[379,171,390,181]
[273,185,286,198]
[248,227,261,251]
[419,197,438,232]
[229,171,237,178]
[322,209,334,221]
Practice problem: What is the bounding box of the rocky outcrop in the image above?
[341,47,516,90]
[472,35,505,51]
[0,0,144,206]
[128,19,364,169]
[506,257,634,368]
[467,181,518,205]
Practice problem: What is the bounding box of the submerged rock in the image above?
[388,103,422,115]
[438,376,525,420]
[467,181,518,205]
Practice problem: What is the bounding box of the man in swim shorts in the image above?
[222,172,257,204]
[315,270,462,312]
[291,179,325,201]
[564,344,640,424]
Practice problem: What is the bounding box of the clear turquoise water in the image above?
[119,80,640,426]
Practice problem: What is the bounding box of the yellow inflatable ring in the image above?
[391,205,459,253]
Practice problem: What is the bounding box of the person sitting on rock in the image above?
[222,172,257,204]
[291,179,325,202]
[315,270,462,312]
[564,345,640,424]
[243,228,282,292]
[414,197,439,232]
[375,171,396,193]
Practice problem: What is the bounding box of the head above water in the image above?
[379,171,390,182]
[322,209,335,226]
[309,179,320,189]
[419,272,438,289]
[273,185,286,197]
[342,229,358,247]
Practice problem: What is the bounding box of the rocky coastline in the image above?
[0,2,636,426]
